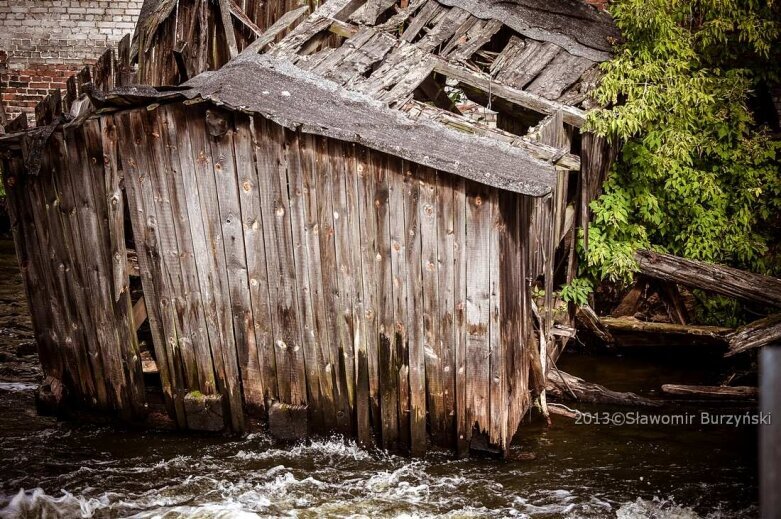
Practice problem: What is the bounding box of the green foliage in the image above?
[582,0,781,295]
[560,277,593,306]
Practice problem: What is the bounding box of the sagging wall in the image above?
[113,101,537,454]
[1,119,146,418]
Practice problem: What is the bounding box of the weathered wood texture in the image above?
[1,125,146,419]
[726,313,781,357]
[636,250,781,308]
[5,100,537,453]
[134,0,316,85]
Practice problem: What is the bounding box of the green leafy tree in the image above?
[568,0,781,315]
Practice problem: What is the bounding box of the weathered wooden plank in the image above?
[349,0,397,25]
[526,52,595,100]
[242,5,311,55]
[432,59,587,127]
[182,105,246,432]
[447,19,503,62]
[83,119,145,417]
[374,151,399,450]
[204,109,266,415]
[139,109,202,399]
[403,162,426,456]
[158,106,219,398]
[329,138,362,434]
[434,170,457,450]
[25,149,94,401]
[452,176,468,456]
[218,0,240,58]
[252,117,307,408]
[341,141,372,447]
[60,125,118,411]
[726,313,781,357]
[16,153,78,398]
[493,37,561,91]
[419,167,445,448]
[504,193,529,443]
[387,157,411,451]
[2,157,65,387]
[297,131,336,430]
[337,144,371,445]
[465,180,491,445]
[234,114,278,408]
[355,145,382,441]
[488,188,505,450]
[117,110,187,426]
[315,135,352,434]
[284,129,322,428]
[401,0,443,42]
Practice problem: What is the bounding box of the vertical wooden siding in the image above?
[1,124,146,419]
[113,102,535,452]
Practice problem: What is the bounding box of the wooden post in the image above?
[761,346,781,519]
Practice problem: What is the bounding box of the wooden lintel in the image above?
[431,59,587,127]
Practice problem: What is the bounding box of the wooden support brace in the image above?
[229,0,264,37]
[133,296,148,331]
[217,0,239,59]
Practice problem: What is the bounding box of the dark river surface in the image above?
[0,238,759,518]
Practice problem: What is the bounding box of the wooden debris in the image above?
[661,384,758,401]
[636,250,781,307]
[575,305,614,344]
[547,370,661,407]
[726,313,781,357]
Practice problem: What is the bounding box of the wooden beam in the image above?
[726,313,781,357]
[132,296,148,331]
[229,0,263,37]
[661,384,758,400]
[241,5,311,55]
[600,317,732,339]
[636,250,781,307]
[431,59,587,127]
[218,0,239,59]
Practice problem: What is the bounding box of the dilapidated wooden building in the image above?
[0,0,618,456]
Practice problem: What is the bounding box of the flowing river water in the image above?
[0,238,759,518]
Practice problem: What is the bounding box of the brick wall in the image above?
[0,1,142,121]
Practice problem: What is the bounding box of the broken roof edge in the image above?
[181,53,557,196]
[1,54,558,197]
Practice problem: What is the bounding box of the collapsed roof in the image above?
[2,0,619,197]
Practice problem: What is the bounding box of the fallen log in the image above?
[601,317,732,337]
[726,313,781,357]
[661,384,757,400]
[600,316,732,348]
[636,250,781,307]
[546,370,661,407]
